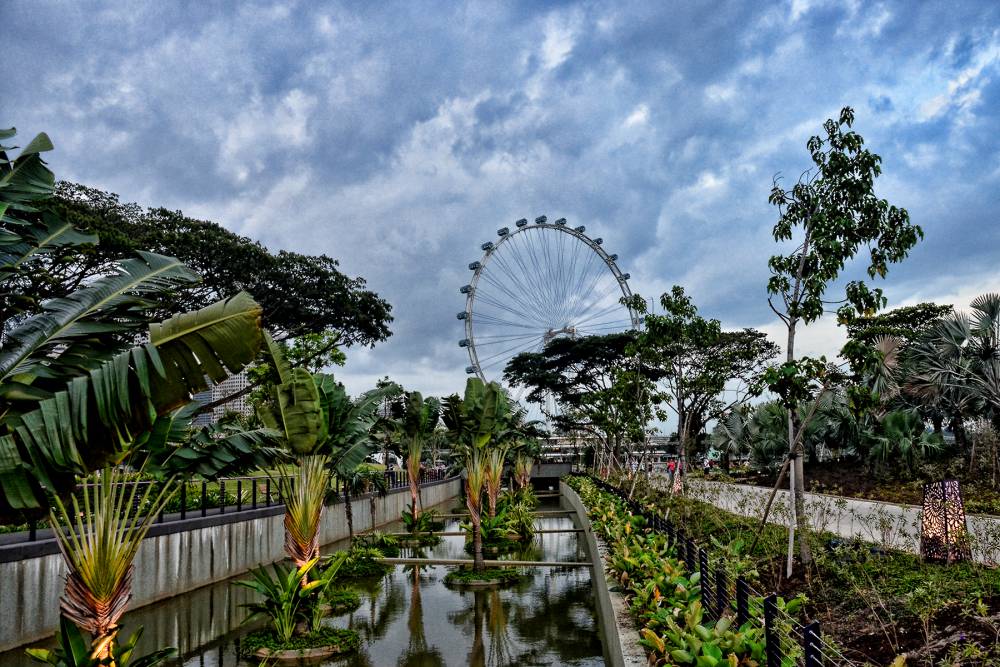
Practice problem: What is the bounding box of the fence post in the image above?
[180,483,187,520]
[803,620,823,667]
[763,594,781,667]
[29,520,37,542]
[715,568,728,619]
[219,480,225,514]
[236,479,243,512]
[252,480,257,509]
[698,548,712,618]
[201,481,208,517]
[735,577,750,626]
[265,479,271,506]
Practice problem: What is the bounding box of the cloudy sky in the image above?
[6,0,1000,404]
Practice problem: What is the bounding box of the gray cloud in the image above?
[6,0,1000,400]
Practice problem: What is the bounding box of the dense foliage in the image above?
[46,183,393,345]
[566,476,770,666]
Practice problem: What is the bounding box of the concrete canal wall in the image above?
[0,477,461,652]
[561,480,645,667]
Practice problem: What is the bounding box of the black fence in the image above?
[577,473,857,667]
[1,468,449,547]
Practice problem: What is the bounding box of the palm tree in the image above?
[443,378,506,572]
[712,408,750,473]
[392,391,441,519]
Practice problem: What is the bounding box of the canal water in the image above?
[6,497,607,667]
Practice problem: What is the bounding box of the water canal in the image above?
[4,496,609,666]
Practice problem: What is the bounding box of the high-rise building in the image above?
[192,370,253,426]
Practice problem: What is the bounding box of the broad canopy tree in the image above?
[504,331,658,470]
[41,182,394,346]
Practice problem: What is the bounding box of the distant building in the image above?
[192,370,252,426]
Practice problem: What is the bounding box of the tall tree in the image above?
[764,106,922,569]
[256,336,397,568]
[628,287,777,484]
[442,378,507,573]
[44,182,393,345]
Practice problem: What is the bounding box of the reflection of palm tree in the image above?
[486,588,512,666]
[398,564,444,666]
[469,591,486,666]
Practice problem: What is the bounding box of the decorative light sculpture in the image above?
[920,479,971,563]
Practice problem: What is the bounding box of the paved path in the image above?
[656,476,1000,564]
[377,557,591,567]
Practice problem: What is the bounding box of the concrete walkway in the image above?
[664,476,1000,564]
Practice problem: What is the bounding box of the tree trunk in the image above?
[344,489,354,544]
[786,317,813,569]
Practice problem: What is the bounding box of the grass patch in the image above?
[240,626,360,655]
[325,588,361,615]
[444,567,523,585]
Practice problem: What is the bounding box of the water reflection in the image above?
[2,501,605,667]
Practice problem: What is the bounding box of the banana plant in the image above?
[235,557,326,642]
[390,391,441,520]
[0,130,267,522]
[256,335,398,566]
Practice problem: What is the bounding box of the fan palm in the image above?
[711,408,750,473]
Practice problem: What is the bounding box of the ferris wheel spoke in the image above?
[473,331,547,343]
[509,232,555,320]
[476,335,545,368]
[573,281,626,323]
[522,230,560,317]
[473,290,548,326]
[563,249,606,321]
[571,257,614,319]
[487,251,545,319]
[472,313,544,330]
[572,300,627,328]
[479,267,552,325]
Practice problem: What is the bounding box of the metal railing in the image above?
[577,473,861,667]
[1,468,450,545]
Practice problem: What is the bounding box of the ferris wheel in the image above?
[458,215,640,382]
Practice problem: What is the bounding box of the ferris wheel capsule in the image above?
[497,227,509,236]
[468,261,481,270]
[574,225,585,233]
[515,218,528,227]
